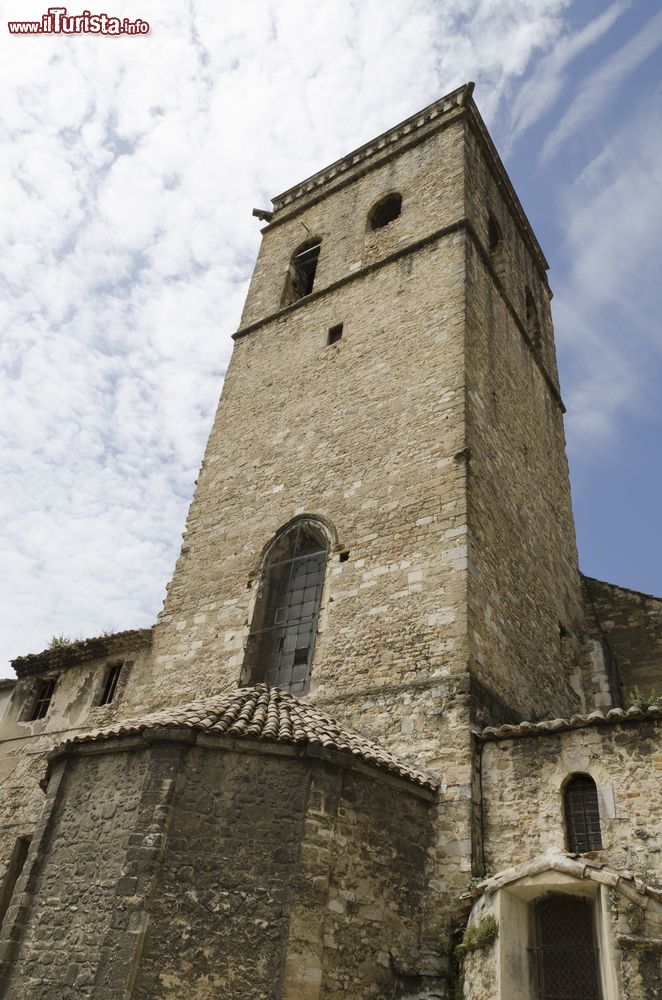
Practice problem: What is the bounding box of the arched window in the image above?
[243,519,329,694]
[532,895,601,999]
[564,774,602,853]
[488,214,502,252]
[281,238,321,307]
[525,286,542,353]
[368,192,402,230]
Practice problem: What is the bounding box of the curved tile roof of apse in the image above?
[49,684,438,793]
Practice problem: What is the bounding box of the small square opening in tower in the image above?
[327,324,343,346]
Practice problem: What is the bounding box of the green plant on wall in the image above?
[628,688,662,711]
[466,871,493,893]
[48,634,74,649]
[457,914,499,956]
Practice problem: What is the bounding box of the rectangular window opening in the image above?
[327,323,343,346]
[99,663,123,706]
[295,247,320,296]
[30,679,57,721]
[282,241,322,305]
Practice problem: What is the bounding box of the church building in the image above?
[0,82,660,999]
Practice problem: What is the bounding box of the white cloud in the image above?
[553,88,662,451]
[540,6,662,162]
[508,0,630,144]
[0,0,604,673]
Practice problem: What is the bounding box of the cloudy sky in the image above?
[1,0,660,674]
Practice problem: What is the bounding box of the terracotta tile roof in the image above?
[51,684,438,793]
[464,850,662,907]
[478,704,662,741]
[12,628,152,677]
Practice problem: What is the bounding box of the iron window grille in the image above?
[30,678,57,721]
[99,662,123,706]
[244,521,328,695]
[564,774,603,853]
[530,895,602,999]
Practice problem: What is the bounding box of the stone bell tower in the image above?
[135,81,587,744]
[124,84,591,919]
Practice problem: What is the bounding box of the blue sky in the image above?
[0,0,661,674]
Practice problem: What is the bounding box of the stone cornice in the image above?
[476,703,662,742]
[271,83,472,213]
[582,572,662,605]
[11,628,153,678]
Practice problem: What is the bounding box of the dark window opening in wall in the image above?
[30,678,57,721]
[0,837,31,931]
[327,323,343,345]
[369,192,402,230]
[526,286,542,353]
[564,774,603,853]
[531,895,602,999]
[488,214,502,252]
[243,519,329,695]
[281,239,322,306]
[99,662,123,706]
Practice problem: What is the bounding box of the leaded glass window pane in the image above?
[244,521,328,694]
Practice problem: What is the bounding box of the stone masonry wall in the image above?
[0,736,433,1000]
[583,575,662,699]
[132,745,312,1000]
[464,118,586,724]
[481,720,662,881]
[2,749,151,1000]
[134,750,432,1000]
[608,885,662,1000]
[0,644,151,896]
[316,770,432,999]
